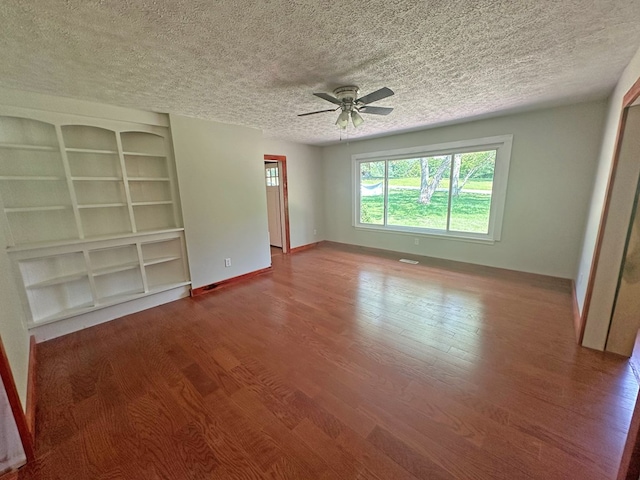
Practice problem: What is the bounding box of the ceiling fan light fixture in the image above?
[336,110,350,129]
[351,110,364,127]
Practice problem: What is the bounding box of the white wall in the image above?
[262,139,324,248]
[578,45,640,350]
[171,115,270,288]
[322,101,607,279]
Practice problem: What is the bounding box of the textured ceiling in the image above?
[1,1,640,145]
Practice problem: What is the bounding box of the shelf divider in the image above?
[77,203,127,209]
[71,176,122,181]
[0,176,64,181]
[127,177,170,182]
[143,255,180,267]
[132,200,173,207]
[0,143,57,151]
[65,148,118,155]
[27,272,88,289]
[92,261,140,277]
[122,151,166,158]
[5,205,69,213]
[56,125,85,240]
[116,133,137,233]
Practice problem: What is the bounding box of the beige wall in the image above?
[322,101,606,279]
[262,139,324,248]
[171,115,271,288]
[579,44,640,350]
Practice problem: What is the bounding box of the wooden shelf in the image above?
[0,176,63,181]
[65,148,118,155]
[98,289,146,304]
[35,301,96,324]
[148,281,191,293]
[26,272,88,289]
[77,203,127,209]
[28,281,191,327]
[127,177,170,182]
[132,201,173,206]
[7,228,185,252]
[5,205,68,213]
[123,152,166,158]
[92,262,140,277]
[0,143,57,151]
[143,255,180,267]
[2,117,187,330]
[71,176,122,181]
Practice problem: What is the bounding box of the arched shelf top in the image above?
[120,131,167,157]
[61,125,118,152]
[0,116,58,148]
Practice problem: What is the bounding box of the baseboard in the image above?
[289,241,323,254]
[0,469,20,480]
[323,240,571,287]
[26,336,36,438]
[571,280,583,345]
[191,267,272,297]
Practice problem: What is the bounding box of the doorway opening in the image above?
[580,77,640,345]
[264,154,291,254]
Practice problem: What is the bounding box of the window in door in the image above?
[265,166,279,187]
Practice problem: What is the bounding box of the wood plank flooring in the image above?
[19,242,638,479]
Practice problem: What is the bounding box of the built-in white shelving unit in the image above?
[0,113,190,328]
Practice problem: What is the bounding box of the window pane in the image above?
[387,156,451,230]
[449,150,496,234]
[360,161,385,225]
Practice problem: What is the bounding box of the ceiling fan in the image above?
[298,86,394,129]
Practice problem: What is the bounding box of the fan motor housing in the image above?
[333,86,359,103]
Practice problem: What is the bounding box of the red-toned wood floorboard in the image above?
[19,243,636,479]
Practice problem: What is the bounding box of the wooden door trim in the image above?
[25,336,36,436]
[0,336,35,463]
[264,155,291,254]
[579,75,640,344]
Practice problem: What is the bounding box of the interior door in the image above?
[606,105,640,356]
[265,163,282,247]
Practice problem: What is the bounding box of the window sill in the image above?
[354,224,496,245]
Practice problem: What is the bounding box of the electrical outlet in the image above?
[313,229,317,235]
[224,258,231,267]
[578,273,584,286]
[414,238,419,246]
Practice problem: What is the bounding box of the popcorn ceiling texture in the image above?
[0,1,639,145]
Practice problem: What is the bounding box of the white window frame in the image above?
[352,135,513,243]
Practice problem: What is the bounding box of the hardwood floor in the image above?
[19,242,637,479]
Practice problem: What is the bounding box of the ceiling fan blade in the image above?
[359,106,393,115]
[313,92,342,105]
[357,87,394,105]
[297,108,338,117]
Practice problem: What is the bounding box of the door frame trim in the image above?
[264,154,291,254]
[579,76,640,344]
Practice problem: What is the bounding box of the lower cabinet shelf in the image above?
[38,301,97,324]
[11,230,190,327]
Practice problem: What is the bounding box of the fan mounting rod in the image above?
[333,86,360,103]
